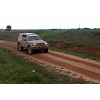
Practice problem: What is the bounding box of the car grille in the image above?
[37,43,45,46]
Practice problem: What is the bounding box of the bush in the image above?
[78,43,85,47]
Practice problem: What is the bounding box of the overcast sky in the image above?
[0,0,100,29]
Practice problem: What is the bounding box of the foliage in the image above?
[0,29,100,54]
[1,29,100,47]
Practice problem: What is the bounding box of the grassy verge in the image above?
[49,46,100,62]
[0,29,100,62]
[0,46,94,84]
[0,29,100,46]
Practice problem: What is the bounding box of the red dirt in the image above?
[48,41,100,56]
[0,36,8,41]
[0,41,100,83]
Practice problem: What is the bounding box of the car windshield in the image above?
[28,36,41,41]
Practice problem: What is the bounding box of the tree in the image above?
[5,25,11,31]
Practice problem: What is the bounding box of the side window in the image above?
[22,35,26,41]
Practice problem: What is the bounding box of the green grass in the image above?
[0,46,94,84]
[0,29,100,46]
[49,46,100,62]
[0,29,100,63]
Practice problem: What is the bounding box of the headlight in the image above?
[45,42,48,45]
[33,44,36,46]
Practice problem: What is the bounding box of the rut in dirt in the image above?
[33,54,100,81]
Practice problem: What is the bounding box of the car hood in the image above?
[28,40,46,44]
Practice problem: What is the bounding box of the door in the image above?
[21,35,27,48]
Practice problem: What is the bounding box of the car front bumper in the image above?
[31,45,49,50]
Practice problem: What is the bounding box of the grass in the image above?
[0,29,100,83]
[49,46,100,62]
[0,29,100,58]
[0,29,100,46]
[0,46,94,84]
[66,71,71,74]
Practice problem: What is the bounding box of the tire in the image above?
[28,46,33,54]
[18,44,23,51]
[44,48,48,53]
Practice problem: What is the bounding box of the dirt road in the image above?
[0,41,100,83]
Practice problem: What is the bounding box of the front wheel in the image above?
[44,48,48,53]
[28,46,33,54]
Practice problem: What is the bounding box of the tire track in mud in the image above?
[0,41,100,83]
[48,51,100,69]
[33,54,100,81]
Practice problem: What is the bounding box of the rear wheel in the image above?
[28,46,33,54]
[44,48,48,53]
[18,44,23,51]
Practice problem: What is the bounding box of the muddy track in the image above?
[0,41,100,83]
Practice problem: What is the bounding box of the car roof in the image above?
[20,33,38,36]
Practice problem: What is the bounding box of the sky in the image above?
[0,0,100,29]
